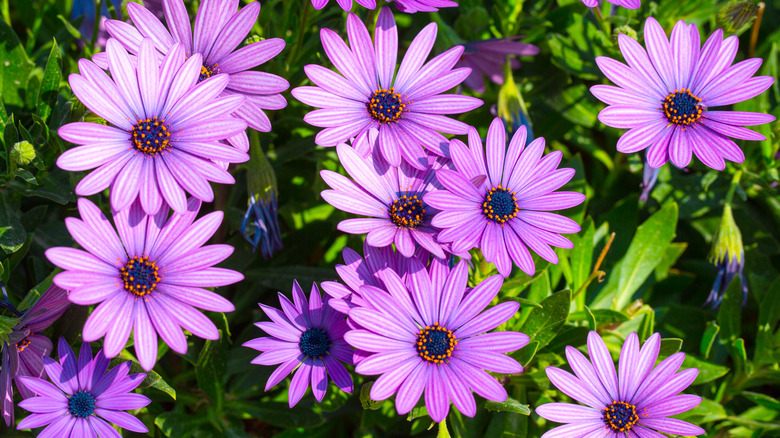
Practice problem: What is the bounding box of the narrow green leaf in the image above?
[658,338,683,358]
[0,193,27,253]
[700,321,720,359]
[614,202,678,309]
[196,333,227,408]
[570,217,595,298]
[517,289,571,364]
[154,412,204,438]
[37,39,62,123]
[484,398,531,415]
[638,308,654,342]
[654,242,687,280]
[743,392,780,411]
[584,305,597,331]
[682,355,730,385]
[717,275,743,342]
[0,20,35,111]
[515,271,551,329]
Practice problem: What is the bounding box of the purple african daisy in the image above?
[393,0,457,12]
[536,331,705,437]
[243,282,353,408]
[344,259,529,422]
[45,198,241,371]
[291,7,482,169]
[592,17,776,170]
[17,339,150,437]
[1,285,70,426]
[321,143,451,259]
[581,0,640,9]
[311,0,376,11]
[425,118,584,277]
[100,0,288,136]
[58,38,249,215]
[321,242,430,315]
[455,37,540,93]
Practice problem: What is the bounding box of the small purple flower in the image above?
[321,242,430,315]
[240,191,283,259]
[592,17,776,170]
[536,331,705,437]
[58,38,249,215]
[581,0,640,9]
[17,339,150,437]
[292,7,482,169]
[45,198,241,371]
[321,143,451,259]
[1,285,70,426]
[101,0,288,136]
[243,282,353,408]
[344,259,529,422]
[425,118,584,277]
[456,37,540,93]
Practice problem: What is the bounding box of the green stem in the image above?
[91,0,103,53]
[592,6,610,36]
[725,170,743,205]
[287,1,310,69]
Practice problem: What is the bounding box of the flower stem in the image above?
[749,2,765,58]
[592,5,610,36]
[725,170,743,205]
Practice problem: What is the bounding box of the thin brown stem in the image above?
[573,232,616,299]
[749,2,765,58]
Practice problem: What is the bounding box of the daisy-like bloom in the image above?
[425,118,584,277]
[321,143,451,259]
[311,0,376,11]
[243,282,353,408]
[455,37,540,93]
[321,242,430,315]
[580,0,640,9]
[1,285,70,426]
[292,8,482,169]
[344,259,529,422]
[17,339,150,437]
[101,0,288,136]
[536,331,705,437]
[310,0,456,14]
[58,38,249,215]
[45,198,241,371]
[592,17,776,170]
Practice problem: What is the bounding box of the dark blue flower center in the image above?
[68,391,96,418]
[131,116,171,155]
[367,88,406,123]
[389,195,425,228]
[416,323,456,364]
[198,63,219,83]
[603,401,639,432]
[482,186,519,224]
[663,89,703,126]
[299,329,330,359]
[120,255,162,297]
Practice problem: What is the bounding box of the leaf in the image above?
[743,392,780,411]
[514,340,540,367]
[155,412,204,438]
[0,315,19,344]
[515,271,551,329]
[114,351,177,400]
[700,321,720,359]
[37,40,62,123]
[675,397,727,423]
[654,242,687,280]
[755,277,780,367]
[570,216,595,297]
[484,398,531,415]
[717,275,742,342]
[614,202,678,309]
[500,297,543,309]
[0,193,27,253]
[0,19,35,111]
[517,289,571,364]
[233,401,325,428]
[658,338,683,358]
[196,333,227,408]
[682,355,730,385]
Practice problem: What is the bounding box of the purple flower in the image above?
[321,143,451,259]
[455,37,540,93]
[58,38,249,215]
[310,0,456,13]
[321,242,430,315]
[45,198,241,371]
[344,259,529,422]
[292,7,482,169]
[101,0,288,136]
[1,285,70,426]
[243,282,353,407]
[592,17,776,170]
[425,118,584,277]
[581,0,640,9]
[536,331,705,437]
[311,0,376,11]
[17,339,150,437]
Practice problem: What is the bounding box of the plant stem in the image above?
[725,170,743,205]
[749,2,765,58]
[592,5,610,36]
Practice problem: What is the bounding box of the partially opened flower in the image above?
[17,339,150,437]
[580,0,640,9]
[292,8,482,169]
[536,331,705,437]
[321,143,451,259]
[393,0,457,13]
[344,259,528,422]
[456,37,540,93]
[321,242,429,314]
[243,282,353,407]
[58,38,249,215]
[706,203,747,308]
[45,198,241,371]
[101,0,288,135]
[1,285,70,426]
[592,17,776,170]
[425,118,584,277]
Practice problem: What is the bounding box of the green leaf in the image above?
[700,321,720,359]
[515,271,551,329]
[675,397,727,423]
[743,392,780,411]
[682,355,730,385]
[3,115,18,150]
[0,315,19,344]
[583,306,597,331]
[233,401,325,428]
[360,381,383,410]
[115,350,177,400]
[638,308,655,342]
[517,289,571,363]
[196,333,227,408]
[717,275,743,342]
[0,19,35,111]
[437,420,450,438]
[570,216,595,298]
[37,40,62,123]
[500,297,543,309]
[614,202,678,309]
[155,412,205,438]
[658,338,683,358]
[514,340,540,367]
[0,194,27,254]
[755,277,780,367]
[484,398,531,415]
[654,242,687,280]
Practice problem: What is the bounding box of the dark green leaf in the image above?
[196,333,227,408]
[0,20,35,111]
[484,398,531,415]
[0,194,27,253]
[233,401,325,428]
[658,338,683,358]
[717,275,743,342]
[37,40,62,123]
[755,277,780,367]
[683,355,730,385]
[154,412,204,438]
[700,321,720,359]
